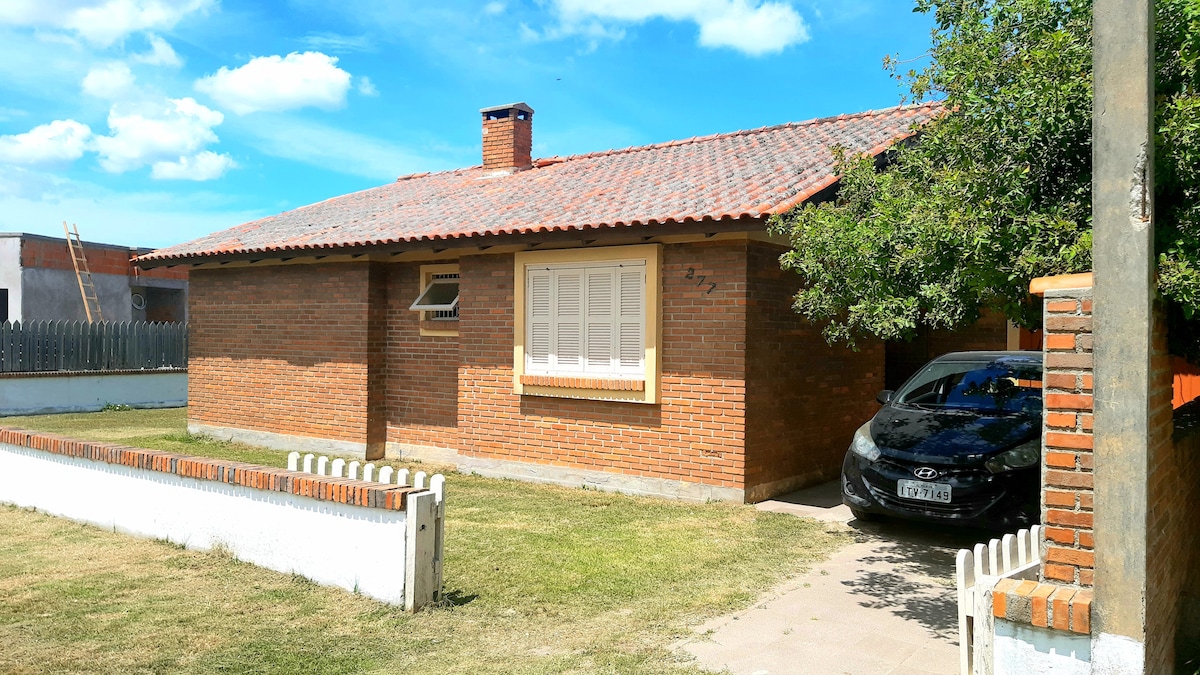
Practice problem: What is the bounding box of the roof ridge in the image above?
[531,100,942,167]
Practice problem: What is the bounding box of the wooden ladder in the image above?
[63,221,104,323]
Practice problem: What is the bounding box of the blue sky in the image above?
[0,0,935,249]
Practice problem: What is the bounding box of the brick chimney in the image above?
[481,102,533,172]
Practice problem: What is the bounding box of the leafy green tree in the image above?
[770,0,1200,355]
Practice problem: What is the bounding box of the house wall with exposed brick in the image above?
[20,235,187,281]
[384,262,461,451]
[1145,300,1199,673]
[187,264,380,453]
[454,241,748,494]
[186,238,895,502]
[884,309,1012,389]
[742,241,885,501]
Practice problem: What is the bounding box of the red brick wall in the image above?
[455,242,747,490]
[743,242,885,499]
[885,309,1012,389]
[1040,290,1095,586]
[188,264,378,448]
[1146,300,1195,673]
[22,236,188,280]
[384,263,460,449]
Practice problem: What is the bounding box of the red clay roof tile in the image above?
[141,102,941,262]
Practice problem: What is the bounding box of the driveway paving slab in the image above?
[680,481,993,675]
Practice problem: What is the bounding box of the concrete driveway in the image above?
[679,481,992,675]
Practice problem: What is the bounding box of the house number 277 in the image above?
[685,268,718,294]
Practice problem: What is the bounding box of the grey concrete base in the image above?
[188,423,368,458]
[386,441,465,465]
[1091,633,1146,675]
[755,480,853,523]
[391,441,744,502]
[745,469,836,505]
[461,456,744,502]
[0,371,187,416]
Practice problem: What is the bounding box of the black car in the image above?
[841,351,1043,529]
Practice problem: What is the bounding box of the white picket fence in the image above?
[955,525,1042,675]
[288,452,446,610]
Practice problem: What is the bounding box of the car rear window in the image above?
[894,359,1043,413]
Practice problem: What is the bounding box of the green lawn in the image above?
[0,408,848,674]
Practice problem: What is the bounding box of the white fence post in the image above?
[430,473,446,600]
[287,452,300,471]
[404,490,438,612]
[956,526,1043,675]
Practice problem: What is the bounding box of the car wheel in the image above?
[850,507,878,523]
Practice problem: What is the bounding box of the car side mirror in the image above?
[876,390,894,405]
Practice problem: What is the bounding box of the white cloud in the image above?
[0,107,29,122]
[131,33,182,67]
[356,75,378,97]
[0,0,215,47]
[0,176,268,247]
[194,51,353,115]
[92,97,224,173]
[81,61,136,99]
[301,32,374,54]
[0,119,93,165]
[237,115,446,181]
[543,0,809,55]
[483,1,506,14]
[151,150,235,180]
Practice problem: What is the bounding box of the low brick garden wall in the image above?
[0,428,444,609]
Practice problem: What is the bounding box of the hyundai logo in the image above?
[913,467,939,480]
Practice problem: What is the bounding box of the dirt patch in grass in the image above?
[0,408,849,673]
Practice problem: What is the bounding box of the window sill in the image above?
[520,374,645,391]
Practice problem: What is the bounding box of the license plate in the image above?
[897,479,952,503]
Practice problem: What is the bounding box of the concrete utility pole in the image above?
[1091,0,1159,671]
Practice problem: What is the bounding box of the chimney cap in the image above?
[480,102,534,116]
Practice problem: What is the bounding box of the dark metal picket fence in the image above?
[0,321,188,373]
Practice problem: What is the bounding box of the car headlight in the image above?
[985,440,1041,473]
[849,422,881,463]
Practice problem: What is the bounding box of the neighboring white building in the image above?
[0,232,187,324]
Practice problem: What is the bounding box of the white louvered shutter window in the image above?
[526,261,645,379]
[554,271,583,373]
[527,270,552,370]
[585,268,615,373]
[618,268,644,372]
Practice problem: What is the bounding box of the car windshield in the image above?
[894,358,1043,413]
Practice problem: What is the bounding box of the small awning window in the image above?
[409,279,460,312]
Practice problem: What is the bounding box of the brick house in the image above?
[139,102,940,503]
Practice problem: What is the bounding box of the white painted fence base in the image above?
[955,526,1042,675]
[0,440,446,609]
[287,451,446,607]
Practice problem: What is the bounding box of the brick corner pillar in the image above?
[1036,280,1096,587]
[365,262,389,460]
